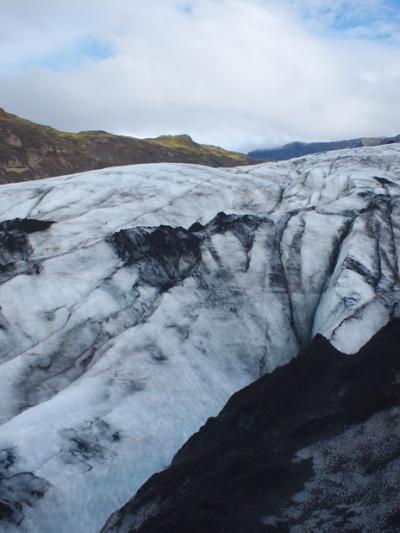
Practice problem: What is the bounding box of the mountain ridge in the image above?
[249,135,400,161]
[0,108,256,184]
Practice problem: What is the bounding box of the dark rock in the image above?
[0,218,53,273]
[188,222,205,233]
[108,225,202,289]
[101,320,400,532]
[0,218,54,234]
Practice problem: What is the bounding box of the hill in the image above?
[0,108,255,184]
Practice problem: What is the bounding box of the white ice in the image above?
[0,144,399,532]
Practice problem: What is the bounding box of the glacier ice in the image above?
[0,144,399,531]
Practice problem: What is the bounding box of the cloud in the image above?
[0,0,400,150]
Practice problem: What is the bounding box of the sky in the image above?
[0,0,400,151]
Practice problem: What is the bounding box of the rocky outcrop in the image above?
[0,218,53,277]
[0,108,255,184]
[102,319,400,532]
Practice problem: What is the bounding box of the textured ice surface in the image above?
[0,144,399,531]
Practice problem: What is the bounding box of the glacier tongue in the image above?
[0,145,399,531]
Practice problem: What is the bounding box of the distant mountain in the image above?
[249,135,400,160]
[0,108,255,184]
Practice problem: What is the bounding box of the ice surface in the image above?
[0,144,399,531]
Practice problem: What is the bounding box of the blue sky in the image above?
[0,0,400,150]
[1,38,114,75]
[290,0,400,41]
[37,38,114,72]
[2,1,400,71]
[334,2,400,39]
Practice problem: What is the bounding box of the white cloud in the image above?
[0,0,399,150]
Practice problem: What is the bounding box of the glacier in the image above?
[0,144,399,531]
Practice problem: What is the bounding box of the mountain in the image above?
[102,319,400,533]
[249,135,400,161]
[0,108,254,184]
[0,143,399,532]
